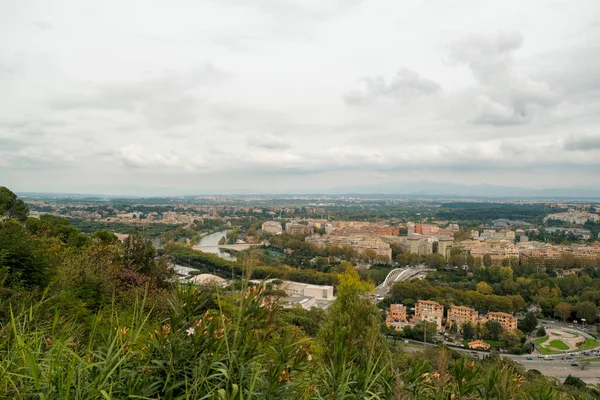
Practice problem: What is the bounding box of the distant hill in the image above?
[326,181,600,200]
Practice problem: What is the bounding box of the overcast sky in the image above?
[1,0,599,195]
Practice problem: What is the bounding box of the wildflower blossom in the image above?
[186,327,195,336]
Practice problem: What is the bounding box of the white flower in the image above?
[186,327,195,336]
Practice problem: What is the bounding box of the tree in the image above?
[0,186,29,223]
[450,321,458,334]
[462,321,476,339]
[564,375,586,390]
[476,281,494,295]
[121,232,174,288]
[518,311,538,335]
[0,219,50,288]
[121,232,157,275]
[554,302,572,322]
[361,249,377,262]
[485,320,504,341]
[576,301,599,323]
[483,254,493,268]
[91,230,118,244]
[317,266,389,367]
[535,326,546,337]
[500,329,524,350]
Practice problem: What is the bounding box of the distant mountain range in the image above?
[324,181,600,199]
[17,181,600,200]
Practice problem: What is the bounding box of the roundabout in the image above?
[535,328,598,354]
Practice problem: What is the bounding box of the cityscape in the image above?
[2,0,600,398]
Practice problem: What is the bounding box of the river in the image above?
[193,230,236,261]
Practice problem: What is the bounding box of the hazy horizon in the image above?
[2,1,599,194]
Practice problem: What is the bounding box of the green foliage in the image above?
[536,326,546,337]
[563,374,586,390]
[518,311,538,334]
[0,186,29,222]
[389,279,526,314]
[0,219,50,288]
[484,320,504,341]
[168,243,336,286]
[437,202,554,224]
[462,321,476,339]
[318,266,388,366]
[91,230,118,244]
[575,301,599,323]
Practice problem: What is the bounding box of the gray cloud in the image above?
[537,47,600,98]
[471,95,529,126]
[1,150,75,170]
[449,31,557,126]
[51,65,225,127]
[247,134,291,150]
[564,135,600,151]
[343,67,441,106]
[448,31,523,85]
[0,137,26,151]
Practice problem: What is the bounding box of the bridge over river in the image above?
[375,265,434,297]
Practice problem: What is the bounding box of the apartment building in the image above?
[437,236,454,259]
[407,236,434,256]
[447,305,478,330]
[390,304,407,321]
[415,300,444,330]
[481,311,517,331]
[461,239,519,262]
[385,304,409,331]
[305,234,392,261]
[286,223,314,235]
[261,221,283,235]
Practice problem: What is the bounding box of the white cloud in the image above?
[119,144,181,168]
[343,67,441,105]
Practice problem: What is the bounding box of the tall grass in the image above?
[0,280,315,399]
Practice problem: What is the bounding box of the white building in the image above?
[261,221,283,235]
[278,280,335,300]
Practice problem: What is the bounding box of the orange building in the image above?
[390,304,407,321]
[386,304,408,331]
[415,300,444,330]
[447,305,478,330]
[468,340,491,350]
[481,312,517,331]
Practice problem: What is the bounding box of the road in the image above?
[515,357,600,383]
[538,319,596,339]
[399,341,600,384]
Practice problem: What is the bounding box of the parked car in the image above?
[537,354,545,358]
[571,362,579,367]
[526,356,533,360]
